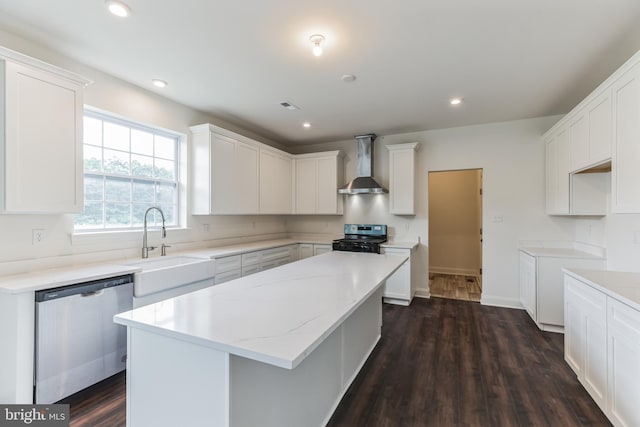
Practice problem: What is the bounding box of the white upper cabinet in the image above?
[586,88,612,165]
[569,88,612,173]
[259,148,293,214]
[612,60,640,213]
[387,143,418,215]
[545,129,570,215]
[0,52,89,214]
[569,112,589,171]
[294,151,343,215]
[190,125,259,214]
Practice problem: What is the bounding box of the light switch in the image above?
[492,215,504,223]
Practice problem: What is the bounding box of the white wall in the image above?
[428,169,482,276]
[288,116,576,308]
[0,30,288,273]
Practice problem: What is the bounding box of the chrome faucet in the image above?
[141,207,166,258]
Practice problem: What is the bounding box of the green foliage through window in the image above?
[74,110,180,231]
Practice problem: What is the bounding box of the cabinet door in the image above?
[519,252,536,321]
[298,244,313,259]
[564,277,585,375]
[569,112,589,171]
[295,158,317,214]
[555,129,571,214]
[587,88,612,164]
[612,61,640,213]
[259,150,292,214]
[235,141,259,214]
[211,134,236,214]
[607,298,640,426]
[564,276,607,409]
[313,244,331,256]
[316,157,337,214]
[2,60,83,213]
[388,147,416,215]
[545,131,570,215]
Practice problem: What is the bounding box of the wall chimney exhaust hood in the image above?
[338,134,388,195]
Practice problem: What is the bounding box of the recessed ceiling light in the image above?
[105,0,131,17]
[152,79,168,88]
[303,122,312,128]
[309,34,325,57]
[450,97,463,105]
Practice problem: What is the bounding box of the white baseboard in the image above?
[430,266,480,277]
[414,288,430,299]
[480,295,523,310]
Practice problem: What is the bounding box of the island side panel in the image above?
[229,288,383,427]
[342,287,383,389]
[127,328,230,427]
[0,291,35,403]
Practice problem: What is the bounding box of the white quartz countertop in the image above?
[0,238,336,294]
[564,269,640,311]
[520,247,604,259]
[183,238,303,258]
[114,251,408,369]
[0,263,141,294]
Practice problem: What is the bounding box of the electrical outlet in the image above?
[202,223,210,233]
[32,229,46,245]
[633,230,640,244]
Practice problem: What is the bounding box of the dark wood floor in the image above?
[64,298,610,427]
[328,298,610,427]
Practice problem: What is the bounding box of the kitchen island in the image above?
[114,251,408,427]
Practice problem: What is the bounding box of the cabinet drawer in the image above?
[241,264,260,277]
[215,269,241,284]
[566,276,607,313]
[261,246,291,262]
[608,297,640,334]
[241,251,261,266]
[215,255,241,274]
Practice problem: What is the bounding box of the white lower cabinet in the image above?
[564,273,640,427]
[216,245,300,284]
[313,244,331,256]
[519,250,605,332]
[299,243,331,259]
[564,275,607,408]
[382,247,415,306]
[214,255,242,284]
[607,298,640,426]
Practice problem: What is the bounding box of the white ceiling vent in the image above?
[279,101,299,111]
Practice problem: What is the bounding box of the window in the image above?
[74,110,180,231]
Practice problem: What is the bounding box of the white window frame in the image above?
[74,108,182,232]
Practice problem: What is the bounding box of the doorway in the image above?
[428,169,483,302]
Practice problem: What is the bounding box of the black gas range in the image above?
[332,224,387,254]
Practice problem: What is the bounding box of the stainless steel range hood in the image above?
[339,134,388,195]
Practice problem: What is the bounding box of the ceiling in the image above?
[1,0,640,146]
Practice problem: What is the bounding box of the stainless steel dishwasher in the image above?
[34,274,133,404]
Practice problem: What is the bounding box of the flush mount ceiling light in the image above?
[152,79,168,88]
[341,74,356,83]
[309,34,325,57]
[105,0,131,17]
[450,97,463,105]
[303,122,312,128]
